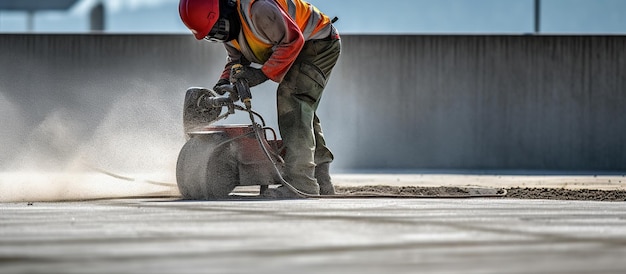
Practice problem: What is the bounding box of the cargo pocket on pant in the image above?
[293,62,327,104]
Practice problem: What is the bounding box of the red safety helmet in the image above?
[179,0,220,40]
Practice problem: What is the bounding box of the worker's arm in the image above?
[219,44,251,81]
[250,0,304,83]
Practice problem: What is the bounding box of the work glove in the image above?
[231,67,269,87]
[212,78,233,95]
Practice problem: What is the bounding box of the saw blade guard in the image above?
[182,87,223,134]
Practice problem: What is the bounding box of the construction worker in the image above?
[179,0,340,197]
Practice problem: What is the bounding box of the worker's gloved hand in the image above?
[213,79,233,95]
[231,67,269,87]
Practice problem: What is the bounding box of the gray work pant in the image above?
[276,38,341,194]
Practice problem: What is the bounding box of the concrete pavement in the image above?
[2,172,626,273]
[1,198,626,274]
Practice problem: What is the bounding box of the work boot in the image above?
[315,163,335,195]
[260,186,304,199]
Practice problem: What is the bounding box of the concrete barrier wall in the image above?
[1,34,625,172]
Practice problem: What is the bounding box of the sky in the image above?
[0,0,625,34]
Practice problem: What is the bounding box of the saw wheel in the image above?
[176,133,239,200]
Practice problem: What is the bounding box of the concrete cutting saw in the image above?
[176,80,285,199]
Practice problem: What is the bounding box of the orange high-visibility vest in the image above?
[231,0,332,63]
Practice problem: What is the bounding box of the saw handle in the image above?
[231,64,253,109]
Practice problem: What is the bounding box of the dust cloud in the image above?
[0,83,185,202]
[0,93,26,166]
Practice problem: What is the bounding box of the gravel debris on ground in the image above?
[335,185,626,202]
